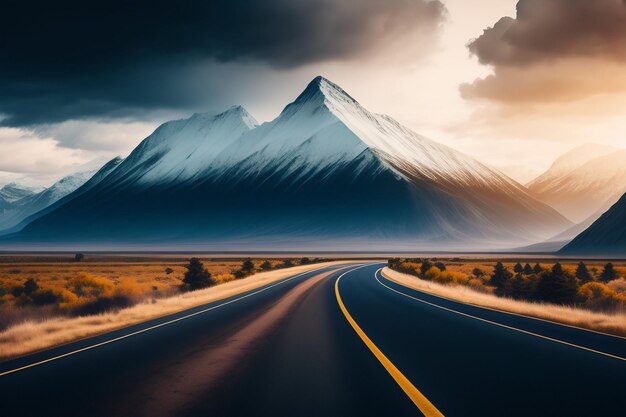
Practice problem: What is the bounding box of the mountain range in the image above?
[0,158,121,233]
[1,76,570,250]
[527,144,623,223]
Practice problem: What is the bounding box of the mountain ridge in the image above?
[3,76,570,249]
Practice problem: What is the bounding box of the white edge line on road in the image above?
[0,263,362,377]
[381,268,626,341]
[375,269,626,362]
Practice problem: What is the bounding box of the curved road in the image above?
[0,263,624,416]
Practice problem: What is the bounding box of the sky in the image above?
[1,0,626,186]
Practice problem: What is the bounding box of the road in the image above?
[0,263,624,416]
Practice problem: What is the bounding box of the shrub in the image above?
[67,273,115,298]
[260,260,272,271]
[74,253,85,262]
[608,278,626,294]
[282,259,294,268]
[434,262,446,272]
[420,261,433,277]
[577,282,626,311]
[300,257,311,265]
[472,267,485,278]
[164,267,174,275]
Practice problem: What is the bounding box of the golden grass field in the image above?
[0,259,350,359]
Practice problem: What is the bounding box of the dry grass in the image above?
[382,267,626,337]
[0,261,347,360]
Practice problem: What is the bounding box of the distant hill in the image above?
[560,193,626,256]
[527,144,625,223]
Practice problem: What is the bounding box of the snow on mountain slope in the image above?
[527,143,616,190]
[8,76,570,248]
[0,158,121,232]
[528,146,626,223]
[103,106,258,187]
[0,183,43,205]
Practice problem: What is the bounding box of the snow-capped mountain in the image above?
[0,157,123,232]
[560,193,626,256]
[0,183,44,206]
[528,144,624,223]
[6,77,569,249]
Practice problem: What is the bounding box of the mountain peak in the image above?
[291,76,359,108]
[190,105,258,128]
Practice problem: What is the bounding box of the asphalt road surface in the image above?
[0,263,624,417]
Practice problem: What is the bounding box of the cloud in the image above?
[0,128,90,179]
[462,0,626,103]
[0,0,446,126]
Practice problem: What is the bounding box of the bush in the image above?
[300,257,311,265]
[420,261,433,277]
[282,259,294,268]
[74,253,85,262]
[577,282,626,311]
[434,262,446,272]
[260,260,272,271]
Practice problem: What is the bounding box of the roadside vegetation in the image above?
[0,256,329,331]
[387,258,626,313]
[386,258,626,336]
[0,259,340,359]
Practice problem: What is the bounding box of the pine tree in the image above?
[490,262,512,293]
[533,263,543,274]
[514,262,523,274]
[182,258,215,291]
[535,263,577,304]
[599,263,618,283]
[523,263,533,275]
[575,261,592,283]
[241,258,254,272]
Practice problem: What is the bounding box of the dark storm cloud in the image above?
[468,0,626,67]
[462,0,626,103]
[0,0,446,126]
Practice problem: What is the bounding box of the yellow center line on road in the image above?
[375,269,626,362]
[335,265,445,417]
[0,263,360,378]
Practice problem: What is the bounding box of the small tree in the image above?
[282,259,294,268]
[523,263,533,275]
[533,263,543,274]
[434,262,446,272]
[514,262,523,274]
[241,258,254,272]
[599,263,618,283]
[420,260,433,277]
[575,261,592,283]
[490,262,512,294]
[535,263,577,304]
[75,253,85,262]
[165,267,174,275]
[182,258,215,291]
[261,260,272,270]
[300,257,311,265]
